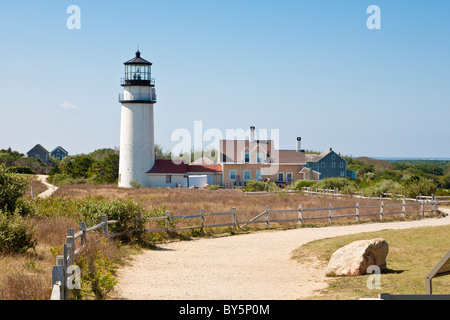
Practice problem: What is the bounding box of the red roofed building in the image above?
[145,159,222,187]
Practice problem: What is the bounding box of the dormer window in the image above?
[257,153,264,164]
[244,153,250,163]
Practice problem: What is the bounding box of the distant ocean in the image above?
[372,157,450,161]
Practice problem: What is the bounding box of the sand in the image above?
[114,208,450,300]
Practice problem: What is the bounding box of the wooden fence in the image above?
[247,187,449,205]
[50,197,440,300]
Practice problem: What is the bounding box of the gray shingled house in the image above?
[305,148,355,180]
[27,144,51,164]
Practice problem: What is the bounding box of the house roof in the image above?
[147,160,187,174]
[270,150,306,164]
[124,50,152,65]
[27,144,49,155]
[187,165,223,173]
[305,149,334,163]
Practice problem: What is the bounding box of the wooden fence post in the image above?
[402,197,406,218]
[265,206,270,229]
[356,202,360,222]
[380,201,384,220]
[298,204,303,226]
[80,222,86,246]
[421,202,425,218]
[52,256,65,300]
[101,215,108,238]
[165,210,171,236]
[232,207,237,230]
[66,229,75,267]
[200,209,205,235]
[63,244,68,300]
[431,195,435,215]
[328,203,333,224]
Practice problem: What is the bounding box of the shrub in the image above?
[315,177,354,191]
[243,180,279,192]
[402,176,437,198]
[290,180,317,191]
[0,164,29,214]
[362,179,402,197]
[78,197,146,239]
[0,212,36,254]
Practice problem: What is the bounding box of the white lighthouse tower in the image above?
[118,51,157,188]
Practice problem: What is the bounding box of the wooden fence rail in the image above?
[50,197,440,300]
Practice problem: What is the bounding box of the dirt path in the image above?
[115,209,450,300]
[36,175,58,198]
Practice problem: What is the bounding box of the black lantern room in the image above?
[122,51,154,86]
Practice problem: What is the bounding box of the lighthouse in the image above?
[118,50,157,188]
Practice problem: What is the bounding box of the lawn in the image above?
[292,224,450,299]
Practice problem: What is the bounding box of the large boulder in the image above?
[325,238,388,276]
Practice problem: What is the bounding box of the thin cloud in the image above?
[61,101,77,110]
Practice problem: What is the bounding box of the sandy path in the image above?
[36,175,58,198]
[115,209,450,300]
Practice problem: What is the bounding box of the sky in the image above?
[0,0,449,158]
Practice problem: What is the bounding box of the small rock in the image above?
[325,238,388,276]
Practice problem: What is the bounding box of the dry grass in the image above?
[54,184,435,231]
[23,176,47,198]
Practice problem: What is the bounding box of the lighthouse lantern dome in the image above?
[122,50,154,86]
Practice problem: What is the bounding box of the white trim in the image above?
[256,153,264,164]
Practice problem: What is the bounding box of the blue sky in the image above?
[0,0,449,158]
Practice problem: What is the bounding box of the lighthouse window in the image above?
[125,65,151,81]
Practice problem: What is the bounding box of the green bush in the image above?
[362,179,402,197]
[290,180,317,191]
[243,180,279,192]
[402,176,437,198]
[0,212,36,254]
[0,164,29,214]
[315,177,355,191]
[77,197,146,239]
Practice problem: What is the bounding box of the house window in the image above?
[332,154,336,160]
[229,170,237,180]
[339,162,344,168]
[244,170,251,181]
[166,175,172,183]
[255,170,262,181]
[340,171,345,177]
[332,162,336,168]
[321,162,325,168]
[277,172,284,182]
[244,153,250,163]
[35,154,40,159]
[257,153,264,164]
[286,172,293,182]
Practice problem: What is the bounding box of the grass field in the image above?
[292,224,450,299]
[53,183,435,231]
